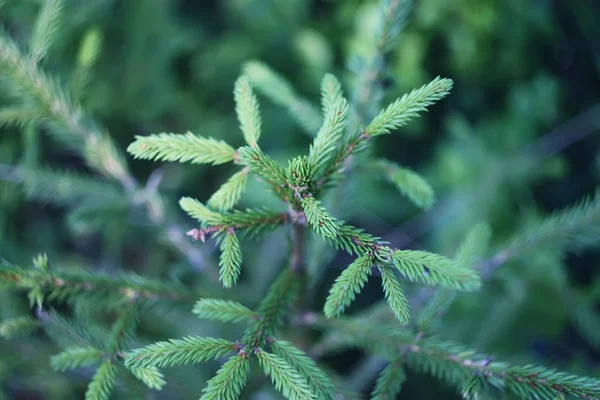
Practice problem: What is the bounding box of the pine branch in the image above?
[85,360,117,400]
[379,265,410,324]
[125,337,235,369]
[324,253,373,318]
[199,354,250,400]
[29,0,64,63]
[127,132,236,165]
[207,168,249,211]
[365,77,453,137]
[234,76,262,147]
[256,349,316,400]
[368,159,435,210]
[50,346,103,372]
[271,340,336,400]
[243,60,322,135]
[370,358,406,400]
[193,299,257,323]
[218,230,243,288]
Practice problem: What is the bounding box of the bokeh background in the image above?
[0,0,599,398]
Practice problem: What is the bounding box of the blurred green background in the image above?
[1,0,599,398]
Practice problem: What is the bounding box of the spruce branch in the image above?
[234,75,262,147]
[390,250,481,290]
[353,0,412,119]
[128,366,166,391]
[199,354,250,400]
[218,230,243,288]
[309,74,350,177]
[243,60,322,135]
[0,259,193,308]
[256,349,316,400]
[237,145,289,198]
[0,316,41,339]
[193,299,258,324]
[244,269,301,346]
[0,30,131,186]
[50,346,103,372]
[85,360,117,400]
[370,357,406,400]
[379,265,410,324]
[365,76,453,137]
[29,0,64,63]
[127,132,236,165]
[479,189,600,277]
[0,25,214,275]
[207,168,249,211]
[324,253,373,318]
[125,337,235,369]
[271,340,336,400]
[301,195,339,239]
[368,159,435,209]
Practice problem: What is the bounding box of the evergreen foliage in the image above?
[0,0,598,399]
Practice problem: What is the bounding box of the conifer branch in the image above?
[193,299,258,323]
[390,250,481,290]
[367,159,435,209]
[200,354,250,400]
[125,337,235,369]
[0,259,193,307]
[50,346,103,372]
[0,316,42,339]
[237,145,289,198]
[244,269,301,346]
[207,168,249,211]
[243,60,322,135]
[370,357,406,400]
[234,76,262,147]
[128,366,166,391]
[271,339,336,400]
[324,253,373,318]
[379,265,410,324]
[309,75,349,177]
[85,360,117,400]
[256,349,316,400]
[479,189,600,277]
[218,230,243,288]
[128,132,236,165]
[29,0,64,63]
[365,77,453,137]
[0,26,215,275]
[301,196,339,239]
